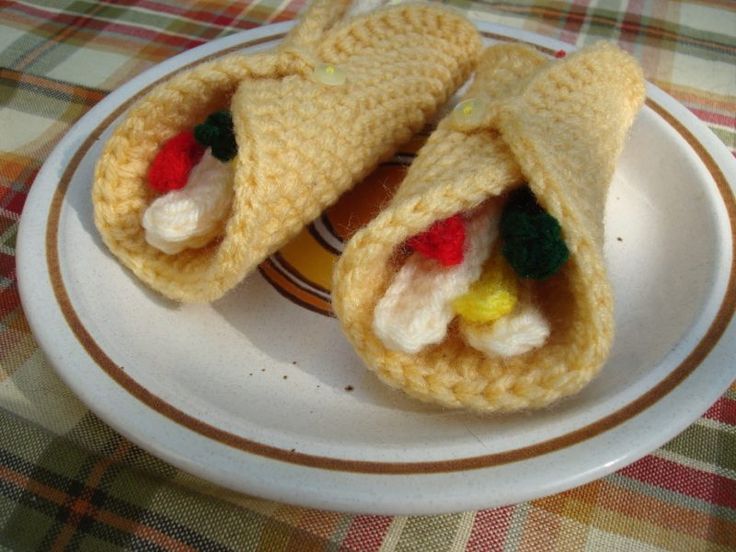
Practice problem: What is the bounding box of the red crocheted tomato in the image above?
[147,131,205,193]
[407,214,466,267]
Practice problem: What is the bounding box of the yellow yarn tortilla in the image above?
[332,42,646,412]
[92,0,481,303]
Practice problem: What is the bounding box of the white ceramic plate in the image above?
[17,21,736,515]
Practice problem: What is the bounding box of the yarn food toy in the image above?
[332,42,646,412]
[92,0,481,303]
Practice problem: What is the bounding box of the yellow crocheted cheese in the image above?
[332,42,646,413]
[92,0,481,303]
[453,248,518,324]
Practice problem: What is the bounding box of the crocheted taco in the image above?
[92,0,481,303]
[332,42,646,412]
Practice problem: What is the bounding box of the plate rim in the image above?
[17,20,736,513]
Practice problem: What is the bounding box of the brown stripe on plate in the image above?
[258,259,333,317]
[271,251,332,297]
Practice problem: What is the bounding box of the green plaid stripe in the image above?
[663,421,736,475]
[0,69,105,125]
[0,409,304,551]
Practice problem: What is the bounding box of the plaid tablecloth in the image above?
[1,1,735,550]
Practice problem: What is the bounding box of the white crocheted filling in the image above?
[460,299,550,357]
[373,205,499,354]
[142,150,233,255]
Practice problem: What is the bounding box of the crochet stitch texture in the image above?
[92,0,481,302]
[332,42,646,412]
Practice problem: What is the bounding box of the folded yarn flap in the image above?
[93,1,481,302]
[493,42,646,250]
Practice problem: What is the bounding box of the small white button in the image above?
[312,63,346,86]
[452,97,488,127]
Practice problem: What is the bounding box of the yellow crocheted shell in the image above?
[92,0,481,303]
[332,43,646,412]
